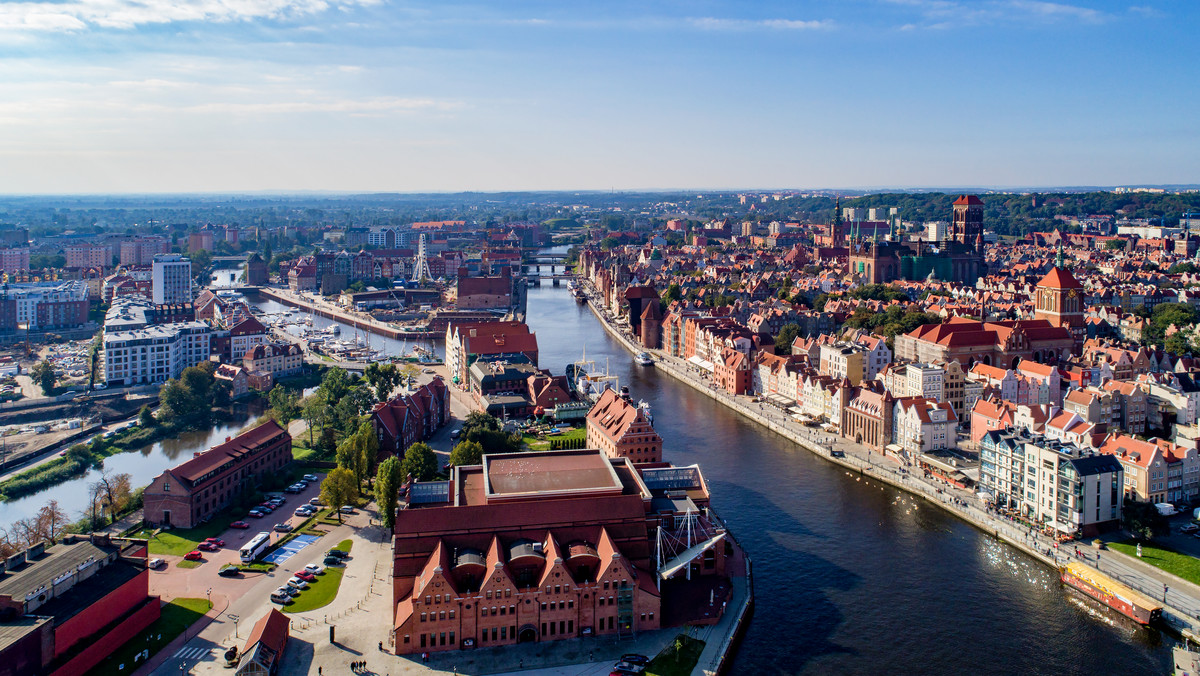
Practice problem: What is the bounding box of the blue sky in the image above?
[0,0,1195,193]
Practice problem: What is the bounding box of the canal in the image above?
[522,282,1170,674]
[0,406,264,525]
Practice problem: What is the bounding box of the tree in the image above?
[320,468,359,522]
[1122,498,1169,541]
[1166,332,1195,357]
[268,386,300,426]
[448,440,484,467]
[31,360,56,395]
[661,283,682,305]
[301,393,328,445]
[374,457,402,530]
[364,363,402,402]
[774,323,801,354]
[138,405,156,428]
[1105,239,1127,251]
[36,500,69,542]
[189,249,212,278]
[400,442,438,482]
[398,362,421,385]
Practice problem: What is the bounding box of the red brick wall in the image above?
[51,597,160,676]
[54,570,152,659]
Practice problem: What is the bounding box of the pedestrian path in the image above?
[173,646,217,661]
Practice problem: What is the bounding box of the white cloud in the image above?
[0,0,381,33]
[688,17,833,31]
[886,0,1109,29]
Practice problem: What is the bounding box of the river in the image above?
[521,280,1171,673]
[0,408,264,525]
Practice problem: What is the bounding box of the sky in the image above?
[0,0,1196,194]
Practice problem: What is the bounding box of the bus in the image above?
[240,532,271,563]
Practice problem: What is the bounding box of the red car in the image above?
[183,551,203,561]
[293,570,317,583]
[197,542,219,552]
[230,521,249,529]
[204,537,225,547]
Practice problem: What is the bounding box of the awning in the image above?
[658,533,727,580]
[765,393,794,407]
[687,356,715,372]
[918,453,961,475]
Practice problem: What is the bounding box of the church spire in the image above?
[1056,239,1064,268]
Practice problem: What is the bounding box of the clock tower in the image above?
[1034,243,1086,351]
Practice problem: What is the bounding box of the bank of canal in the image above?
[522,281,1170,674]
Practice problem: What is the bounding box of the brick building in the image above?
[0,535,159,676]
[585,388,662,464]
[142,420,292,528]
[370,379,451,460]
[392,449,735,654]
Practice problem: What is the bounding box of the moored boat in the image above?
[1060,561,1161,625]
[635,351,653,366]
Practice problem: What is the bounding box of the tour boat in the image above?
[1060,561,1161,625]
[635,352,653,366]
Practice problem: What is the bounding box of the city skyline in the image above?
[1,0,1196,193]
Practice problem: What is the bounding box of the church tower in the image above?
[1034,244,1086,351]
[951,195,984,247]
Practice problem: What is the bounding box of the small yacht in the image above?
[635,352,653,366]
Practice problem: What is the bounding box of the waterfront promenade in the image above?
[581,283,1200,636]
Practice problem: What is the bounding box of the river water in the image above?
[521,281,1171,674]
[0,409,263,525]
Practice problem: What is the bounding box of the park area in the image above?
[284,538,353,613]
[1108,540,1200,586]
[522,425,587,451]
[645,634,705,676]
[94,597,211,676]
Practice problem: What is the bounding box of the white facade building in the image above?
[103,322,211,387]
[151,254,192,305]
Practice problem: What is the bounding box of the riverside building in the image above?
[392,448,740,654]
[979,429,1123,537]
[102,321,211,387]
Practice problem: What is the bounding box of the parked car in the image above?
[309,497,325,506]
[268,497,285,507]
[277,585,300,597]
[1181,523,1200,534]
[248,509,265,518]
[270,591,293,605]
[295,507,314,517]
[218,566,241,577]
[204,537,225,547]
[294,570,317,582]
[230,521,249,529]
[621,655,650,666]
[197,542,219,552]
[304,563,325,575]
[286,577,309,590]
[339,505,356,514]
[303,474,320,483]
[326,548,349,559]
[323,555,343,566]
[450,428,461,439]
[148,558,165,570]
[274,523,293,533]
[183,551,203,561]
[611,662,645,675]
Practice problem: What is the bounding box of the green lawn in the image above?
[523,426,586,451]
[283,539,353,614]
[645,634,705,676]
[134,515,236,556]
[94,597,212,676]
[1109,540,1200,586]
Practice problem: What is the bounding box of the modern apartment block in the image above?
[0,247,30,274]
[102,322,211,387]
[979,429,1123,537]
[151,253,192,305]
[65,244,113,269]
[0,280,90,331]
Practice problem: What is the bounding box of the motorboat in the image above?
[635,352,653,366]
